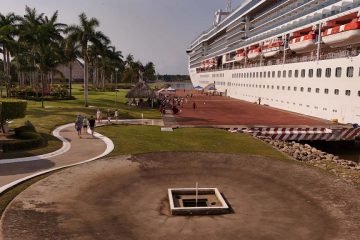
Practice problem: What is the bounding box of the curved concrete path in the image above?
[0,124,112,192]
[0,118,163,192]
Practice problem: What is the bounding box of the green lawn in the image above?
[97,125,288,160]
[1,85,160,159]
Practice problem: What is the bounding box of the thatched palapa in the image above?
[125,81,156,99]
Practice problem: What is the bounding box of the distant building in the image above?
[55,59,84,82]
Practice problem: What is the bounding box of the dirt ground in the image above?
[172,92,333,127]
[1,152,359,240]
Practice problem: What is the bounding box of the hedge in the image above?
[2,131,44,152]
[0,100,27,124]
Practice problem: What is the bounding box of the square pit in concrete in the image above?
[168,188,230,215]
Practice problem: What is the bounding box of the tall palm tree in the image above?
[62,37,80,97]
[66,13,109,107]
[0,12,21,97]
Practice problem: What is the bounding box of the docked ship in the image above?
[187,0,360,124]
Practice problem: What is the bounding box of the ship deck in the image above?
[169,91,342,128]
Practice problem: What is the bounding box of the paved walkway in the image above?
[0,125,109,189]
[0,119,164,190]
[172,91,337,127]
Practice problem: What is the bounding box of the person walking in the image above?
[114,109,119,123]
[96,109,102,123]
[83,117,89,134]
[75,115,83,138]
[193,102,197,111]
[107,109,111,124]
[89,116,96,137]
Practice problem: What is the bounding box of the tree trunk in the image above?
[84,57,89,107]
[6,50,10,97]
[41,73,45,108]
[69,64,73,97]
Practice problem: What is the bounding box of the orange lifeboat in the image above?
[262,40,284,58]
[289,32,316,53]
[322,18,360,48]
[234,49,246,61]
[247,47,261,59]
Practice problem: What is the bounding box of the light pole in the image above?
[115,67,119,106]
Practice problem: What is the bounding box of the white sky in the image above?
[0,0,243,74]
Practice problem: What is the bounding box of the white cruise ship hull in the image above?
[189,56,360,124]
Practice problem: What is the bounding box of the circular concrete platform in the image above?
[1,152,359,240]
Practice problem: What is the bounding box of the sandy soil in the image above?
[1,152,359,240]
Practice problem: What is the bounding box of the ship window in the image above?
[283,71,286,78]
[325,68,331,78]
[263,71,266,77]
[347,67,354,77]
[260,72,262,78]
[271,85,274,89]
[267,85,270,89]
[301,69,305,78]
[316,68,322,77]
[272,71,275,78]
[308,87,311,93]
[308,69,313,78]
[345,90,351,96]
[324,89,329,94]
[288,70,292,78]
[278,71,281,78]
[295,70,299,78]
[316,88,320,93]
[282,86,285,90]
[294,87,297,91]
[358,91,360,96]
[256,72,259,78]
[268,71,271,78]
[335,67,342,78]
[334,89,339,95]
[277,86,280,90]
[288,86,291,90]
[263,85,265,88]
[300,87,304,92]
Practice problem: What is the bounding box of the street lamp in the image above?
[115,67,119,106]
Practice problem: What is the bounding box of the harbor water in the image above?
[304,140,360,163]
[170,81,193,90]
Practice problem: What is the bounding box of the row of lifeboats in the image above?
[200,12,360,67]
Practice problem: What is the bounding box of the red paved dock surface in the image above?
[172,91,334,127]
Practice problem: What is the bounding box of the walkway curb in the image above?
[0,129,114,195]
[0,123,73,165]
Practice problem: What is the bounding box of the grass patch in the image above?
[97,125,288,160]
[1,84,160,159]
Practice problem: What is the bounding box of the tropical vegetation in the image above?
[0,6,156,107]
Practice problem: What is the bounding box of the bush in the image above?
[0,100,27,132]
[2,131,44,152]
[14,125,36,137]
[10,85,74,101]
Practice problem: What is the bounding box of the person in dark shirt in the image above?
[88,116,96,137]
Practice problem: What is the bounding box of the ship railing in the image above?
[197,48,360,73]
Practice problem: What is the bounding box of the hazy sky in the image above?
[0,0,243,74]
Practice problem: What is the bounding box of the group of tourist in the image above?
[74,115,96,138]
[159,94,193,115]
[75,109,120,138]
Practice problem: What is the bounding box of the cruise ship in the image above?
[187,0,360,124]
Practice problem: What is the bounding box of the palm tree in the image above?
[0,12,21,97]
[66,13,109,107]
[63,37,80,97]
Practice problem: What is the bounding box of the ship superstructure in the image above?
[187,0,360,123]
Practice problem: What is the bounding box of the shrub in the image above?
[14,125,36,137]
[2,131,44,152]
[0,100,27,132]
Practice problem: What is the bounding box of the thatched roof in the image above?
[125,81,156,99]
